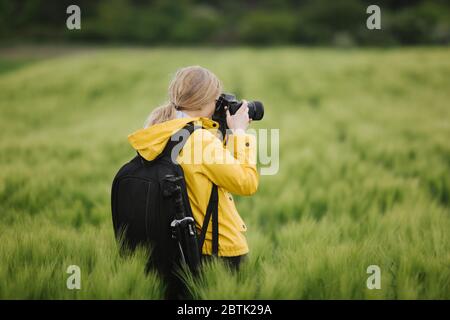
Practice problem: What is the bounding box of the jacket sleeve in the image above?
[196,129,259,196]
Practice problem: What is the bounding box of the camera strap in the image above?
[198,184,219,256]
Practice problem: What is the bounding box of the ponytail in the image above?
[144,102,176,128]
[144,66,222,128]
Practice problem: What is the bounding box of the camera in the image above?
[214,93,264,121]
[212,93,264,138]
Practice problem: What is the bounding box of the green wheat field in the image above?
[0,46,449,299]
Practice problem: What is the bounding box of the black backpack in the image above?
[111,122,219,288]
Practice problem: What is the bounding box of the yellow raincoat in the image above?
[128,117,258,257]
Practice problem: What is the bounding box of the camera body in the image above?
[212,93,264,138]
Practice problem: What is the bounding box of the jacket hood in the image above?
[128,117,218,161]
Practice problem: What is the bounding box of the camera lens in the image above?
[248,101,264,120]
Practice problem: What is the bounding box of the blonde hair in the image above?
[145,66,222,127]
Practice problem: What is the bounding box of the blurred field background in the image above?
[1,0,449,46]
[0,0,449,299]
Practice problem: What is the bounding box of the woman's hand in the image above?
[226,100,250,134]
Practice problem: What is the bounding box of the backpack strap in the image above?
[137,122,198,164]
[160,122,198,161]
[198,184,219,256]
[165,122,220,256]
[211,185,219,256]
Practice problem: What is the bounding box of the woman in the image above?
[128,66,258,272]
